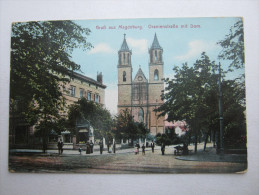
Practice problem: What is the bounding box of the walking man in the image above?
[57,139,63,155]
[99,140,103,154]
[161,142,165,155]
[136,143,140,154]
[151,140,155,153]
[113,142,116,153]
[142,144,145,155]
[89,140,94,153]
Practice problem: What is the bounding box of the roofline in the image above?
[70,71,106,89]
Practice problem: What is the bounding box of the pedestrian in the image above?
[161,142,165,155]
[86,141,91,154]
[57,139,63,155]
[134,146,138,155]
[137,143,140,154]
[151,140,155,153]
[99,140,103,154]
[90,140,94,153]
[107,141,110,153]
[142,144,145,155]
[113,142,116,153]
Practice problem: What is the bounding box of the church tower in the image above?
[148,33,165,135]
[117,34,132,114]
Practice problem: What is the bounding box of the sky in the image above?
[71,17,242,115]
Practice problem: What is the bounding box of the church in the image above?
[117,34,165,136]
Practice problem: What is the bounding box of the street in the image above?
[9,143,247,174]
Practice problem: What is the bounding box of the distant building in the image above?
[117,34,165,135]
[164,119,189,137]
[59,72,106,145]
[9,72,106,149]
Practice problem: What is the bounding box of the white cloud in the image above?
[104,83,118,116]
[127,37,148,54]
[175,40,219,61]
[89,43,115,54]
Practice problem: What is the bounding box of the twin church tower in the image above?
[117,34,165,135]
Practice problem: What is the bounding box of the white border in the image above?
[0,0,258,194]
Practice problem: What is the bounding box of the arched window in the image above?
[159,51,162,62]
[127,53,130,64]
[123,53,125,64]
[123,71,126,82]
[138,108,144,122]
[155,50,157,61]
[154,69,159,81]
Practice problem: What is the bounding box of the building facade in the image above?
[60,72,106,145]
[117,34,165,135]
[9,72,106,149]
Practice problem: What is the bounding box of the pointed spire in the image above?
[119,34,130,52]
[151,33,162,50]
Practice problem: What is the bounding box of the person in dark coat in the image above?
[113,142,116,153]
[107,141,110,153]
[86,141,91,154]
[136,143,140,154]
[57,139,63,155]
[142,144,145,155]
[99,140,104,154]
[89,140,94,153]
[151,140,155,153]
[161,142,165,155]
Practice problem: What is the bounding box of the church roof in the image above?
[133,67,148,82]
[150,33,162,50]
[119,34,130,52]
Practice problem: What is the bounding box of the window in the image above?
[95,94,100,103]
[71,86,76,97]
[123,53,125,64]
[123,71,126,82]
[138,108,144,122]
[88,92,91,101]
[134,86,138,100]
[155,50,157,61]
[80,88,84,98]
[159,51,162,62]
[128,53,130,64]
[154,69,159,81]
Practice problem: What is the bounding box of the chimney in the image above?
[97,72,103,84]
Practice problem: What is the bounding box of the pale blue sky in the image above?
[71,18,243,114]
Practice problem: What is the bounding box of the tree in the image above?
[156,52,218,152]
[218,18,245,70]
[67,98,114,141]
[116,109,149,145]
[10,21,92,151]
[218,18,246,149]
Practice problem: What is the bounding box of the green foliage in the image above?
[116,109,149,142]
[10,20,92,151]
[156,52,246,150]
[156,128,181,146]
[157,53,218,131]
[218,18,245,70]
[68,98,114,140]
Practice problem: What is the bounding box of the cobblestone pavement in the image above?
[9,144,247,174]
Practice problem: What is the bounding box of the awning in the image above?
[79,129,88,133]
[61,130,71,134]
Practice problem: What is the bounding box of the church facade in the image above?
[117,34,165,135]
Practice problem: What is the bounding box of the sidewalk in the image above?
[175,144,247,163]
[9,147,155,156]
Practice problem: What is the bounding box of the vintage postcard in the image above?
[9,17,247,173]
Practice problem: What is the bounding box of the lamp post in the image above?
[218,62,224,155]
